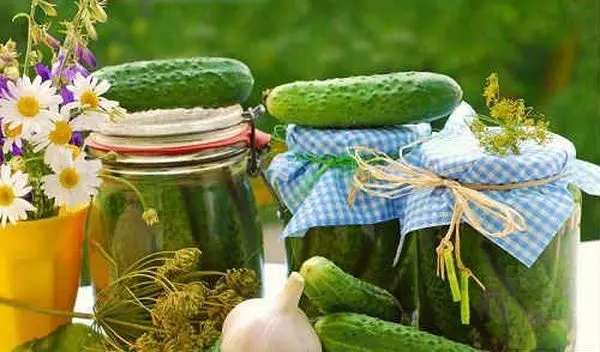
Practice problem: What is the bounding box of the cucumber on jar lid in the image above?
[265,71,462,127]
[95,57,254,112]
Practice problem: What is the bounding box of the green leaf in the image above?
[12,324,102,352]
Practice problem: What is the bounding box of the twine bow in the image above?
[349,144,562,324]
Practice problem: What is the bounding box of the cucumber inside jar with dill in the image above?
[346,74,600,351]
[265,71,462,321]
[86,57,268,292]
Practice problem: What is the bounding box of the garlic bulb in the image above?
[220,272,322,352]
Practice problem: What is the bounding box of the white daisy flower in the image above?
[66,73,118,131]
[31,107,77,164]
[0,164,36,227]
[0,75,62,135]
[42,149,102,208]
[2,122,25,155]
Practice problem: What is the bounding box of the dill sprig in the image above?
[471,73,550,156]
[87,248,260,352]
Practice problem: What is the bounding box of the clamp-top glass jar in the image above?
[86,105,269,292]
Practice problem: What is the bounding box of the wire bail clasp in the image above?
[242,104,267,177]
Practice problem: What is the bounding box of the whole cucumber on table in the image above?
[314,313,478,352]
[265,71,462,127]
[95,57,254,111]
[299,256,403,322]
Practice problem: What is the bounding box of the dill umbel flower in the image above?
[471,73,549,156]
[197,320,220,350]
[224,268,260,298]
[156,248,202,280]
[151,284,206,331]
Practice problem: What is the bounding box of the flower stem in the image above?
[102,317,163,334]
[99,174,149,211]
[54,0,88,83]
[23,156,44,164]
[477,114,503,126]
[22,1,37,74]
[0,296,94,320]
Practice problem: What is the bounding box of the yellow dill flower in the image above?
[151,285,205,330]
[489,98,526,124]
[156,248,201,280]
[483,73,500,106]
[472,73,549,155]
[224,268,260,298]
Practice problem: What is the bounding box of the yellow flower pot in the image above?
[0,206,87,352]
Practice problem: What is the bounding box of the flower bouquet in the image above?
[0,0,124,349]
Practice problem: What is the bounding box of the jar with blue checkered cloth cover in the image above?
[267,102,600,352]
[348,103,600,352]
[266,120,432,322]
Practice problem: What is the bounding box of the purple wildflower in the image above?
[50,49,67,78]
[45,34,61,50]
[75,42,97,68]
[0,75,8,99]
[70,131,84,147]
[11,143,22,156]
[60,87,75,104]
[64,64,90,81]
[35,63,52,81]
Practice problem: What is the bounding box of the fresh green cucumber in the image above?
[304,225,371,275]
[359,222,401,292]
[535,320,570,351]
[95,57,254,111]
[461,228,537,351]
[314,313,478,352]
[486,240,553,326]
[138,181,196,251]
[299,256,403,322]
[285,236,310,272]
[265,71,462,127]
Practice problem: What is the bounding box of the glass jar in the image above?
[275,202,418,324]
[86,105,268,292]
[414,187,580,352]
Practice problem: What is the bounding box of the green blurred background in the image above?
[1,0,598,240]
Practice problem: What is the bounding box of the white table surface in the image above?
[75,240,600,351]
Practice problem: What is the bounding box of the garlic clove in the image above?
[220,272,322,352]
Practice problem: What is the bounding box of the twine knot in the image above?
[349,145,562,325]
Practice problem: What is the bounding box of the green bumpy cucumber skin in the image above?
[300,256,403,322]
[95,57,254,112]
[314,313,478,352]
[304,225,371,276]
[487,240,554,327]
[265,71,462,127]
[461,228,537,352]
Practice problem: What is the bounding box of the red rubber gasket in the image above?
[87,125,272,156]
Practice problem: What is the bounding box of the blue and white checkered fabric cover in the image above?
[266,123,432,234]
[266,102,600,267]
